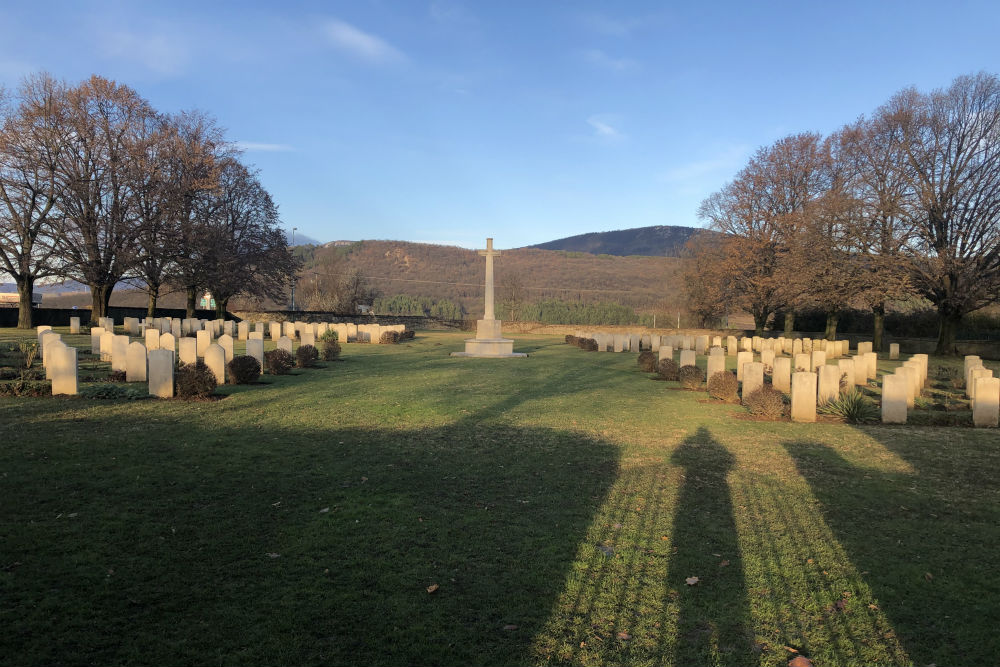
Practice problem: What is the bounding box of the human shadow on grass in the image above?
[664,427,756,665]
[533,427,755,666]
[0,407,619,667]
[783,437,1000,666]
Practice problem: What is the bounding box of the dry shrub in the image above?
[265,349,295,375]
[379,331,400,344]
[296,344,319,368]
[227,355,261,384]
[565,334,577,345]
[321,338,341,361]
[657,358,679,381]
[400,330,415,341]
[743,385,786,418]
[707,371,739,401]
[637,350,658,373]
[581,338,598,351]
[678,364,703,389]
[176,361,216,398]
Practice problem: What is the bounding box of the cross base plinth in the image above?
[450,319,528,358]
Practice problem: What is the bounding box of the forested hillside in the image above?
[299,240,685,318]
[529,225,714,257]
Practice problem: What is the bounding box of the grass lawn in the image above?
[1,328,999,666]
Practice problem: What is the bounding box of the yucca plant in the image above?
[818,389,880,423]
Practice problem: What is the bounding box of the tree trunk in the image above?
[89,283,112,324]
[186,286,197,319]
[784,311,795,336]
[146,284,159,320]
[752,308,769,336]
[215,296,228,319]
[935,307,964,356]
[15,275,34,329]
[824,312,839,340]
[872,303,885,352]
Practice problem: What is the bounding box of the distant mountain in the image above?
[1,279,90,294]
[529,224,715,257]
[288,231,323,246]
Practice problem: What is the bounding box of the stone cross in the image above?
[478,237,501,321]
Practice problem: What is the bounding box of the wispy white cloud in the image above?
[581,49,638,72]
[587,114,626,142]
[658,144,751,183]
[234,141,295,153]
[323,18,405,65]
[100,29,190,76]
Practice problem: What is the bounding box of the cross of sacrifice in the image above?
[478,238,501,321]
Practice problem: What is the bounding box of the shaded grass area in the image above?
[1,330,999,666]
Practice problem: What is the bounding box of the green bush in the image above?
[227,355,261,384]
[819,389,880,423]
[743,385,786,418]
[708,371,739,401]
[79,384,148,400]
[637,350,658,373]
[296,344,319,368]
[176,361,217,398]
[0,379,50,397]
[265,349,295,375]
[657,358,679,381]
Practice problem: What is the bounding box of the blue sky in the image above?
[2,1,998,249]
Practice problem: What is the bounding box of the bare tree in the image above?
[201,159,297,316]
[54,75,154,323]
[133,110,226,318]
[885,73,1000,354]
[0,74,68,328]
[836,116,917,350]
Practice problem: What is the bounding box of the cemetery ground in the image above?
[1,329,999,667]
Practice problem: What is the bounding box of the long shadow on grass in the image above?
[0,409,619,667]
[783,437,1000,666]
[664,427,755,665]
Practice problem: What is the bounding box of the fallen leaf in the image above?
[266,553,280,558]
[712,553,722,557]
[661,536,669,541]
[924,572,934,581]
[788,656,813,667]
[613,523,622,529]
[783,645,799,653]
[598,545,615,557]
[319,507,330,513]
[502,624,518,631]
[685,576,699,586]
[806,558,814,564]
[617,632,631,640]
[834,599,847,611]
[426,584,439,594]
[868,603,879,610]
[720,560,730,567]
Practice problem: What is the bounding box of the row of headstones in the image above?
[38,325,306,397]
[70,316,406,345]
[962,355,1000,427]
[574,330,899,360]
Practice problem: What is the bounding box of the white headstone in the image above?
[148,349,174,398]
[246,338,264,373]
[679,349,696,368]
[196,330,211,358]
[178,338,198,366]
[145,328,160,351]
[70,317,81,334]
[881,374,907,423]
[742,362,765,399]
[217,334,234,363]
[159,332,176,354]
[277,336,293,354]
[50,343,78,396]
[126,342,147,382]
[791,371,817,422]
[111,334,129,372]
[205,344,226,385]
[772,357,791,393]
[973,377,999,427]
